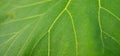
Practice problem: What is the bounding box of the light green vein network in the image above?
[0,0,120,56]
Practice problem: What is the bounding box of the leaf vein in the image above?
[66,9,78,56]
[9,0,51,12]
[103,31,120,46]
[47,0,71,56]
[16,19,39,56]
[98,0,105,53]
[101,7,120,21]
[0,13,45,25]
[3,24,32,56]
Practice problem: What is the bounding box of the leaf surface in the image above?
[0,0,120,56]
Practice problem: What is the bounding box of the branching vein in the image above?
[98,0,105,53]
[47,0,71,56]
[66,9,78,56]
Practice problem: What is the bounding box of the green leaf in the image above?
[0,0,120,56]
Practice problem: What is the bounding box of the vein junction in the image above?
[47,0,78,56]
[1,0,120,56]
[98,0,120,54]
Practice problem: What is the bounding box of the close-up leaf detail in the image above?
[0,0,120,56]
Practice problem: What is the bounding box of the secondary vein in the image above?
[3,24,31,56]
[9,0,51,12]
[101,7,120,21]
[47,0,71,56]
[103,31,120,46]
[66,9,78,56]
[98,0,105,54]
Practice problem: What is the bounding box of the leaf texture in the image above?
[0,0,120,56]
